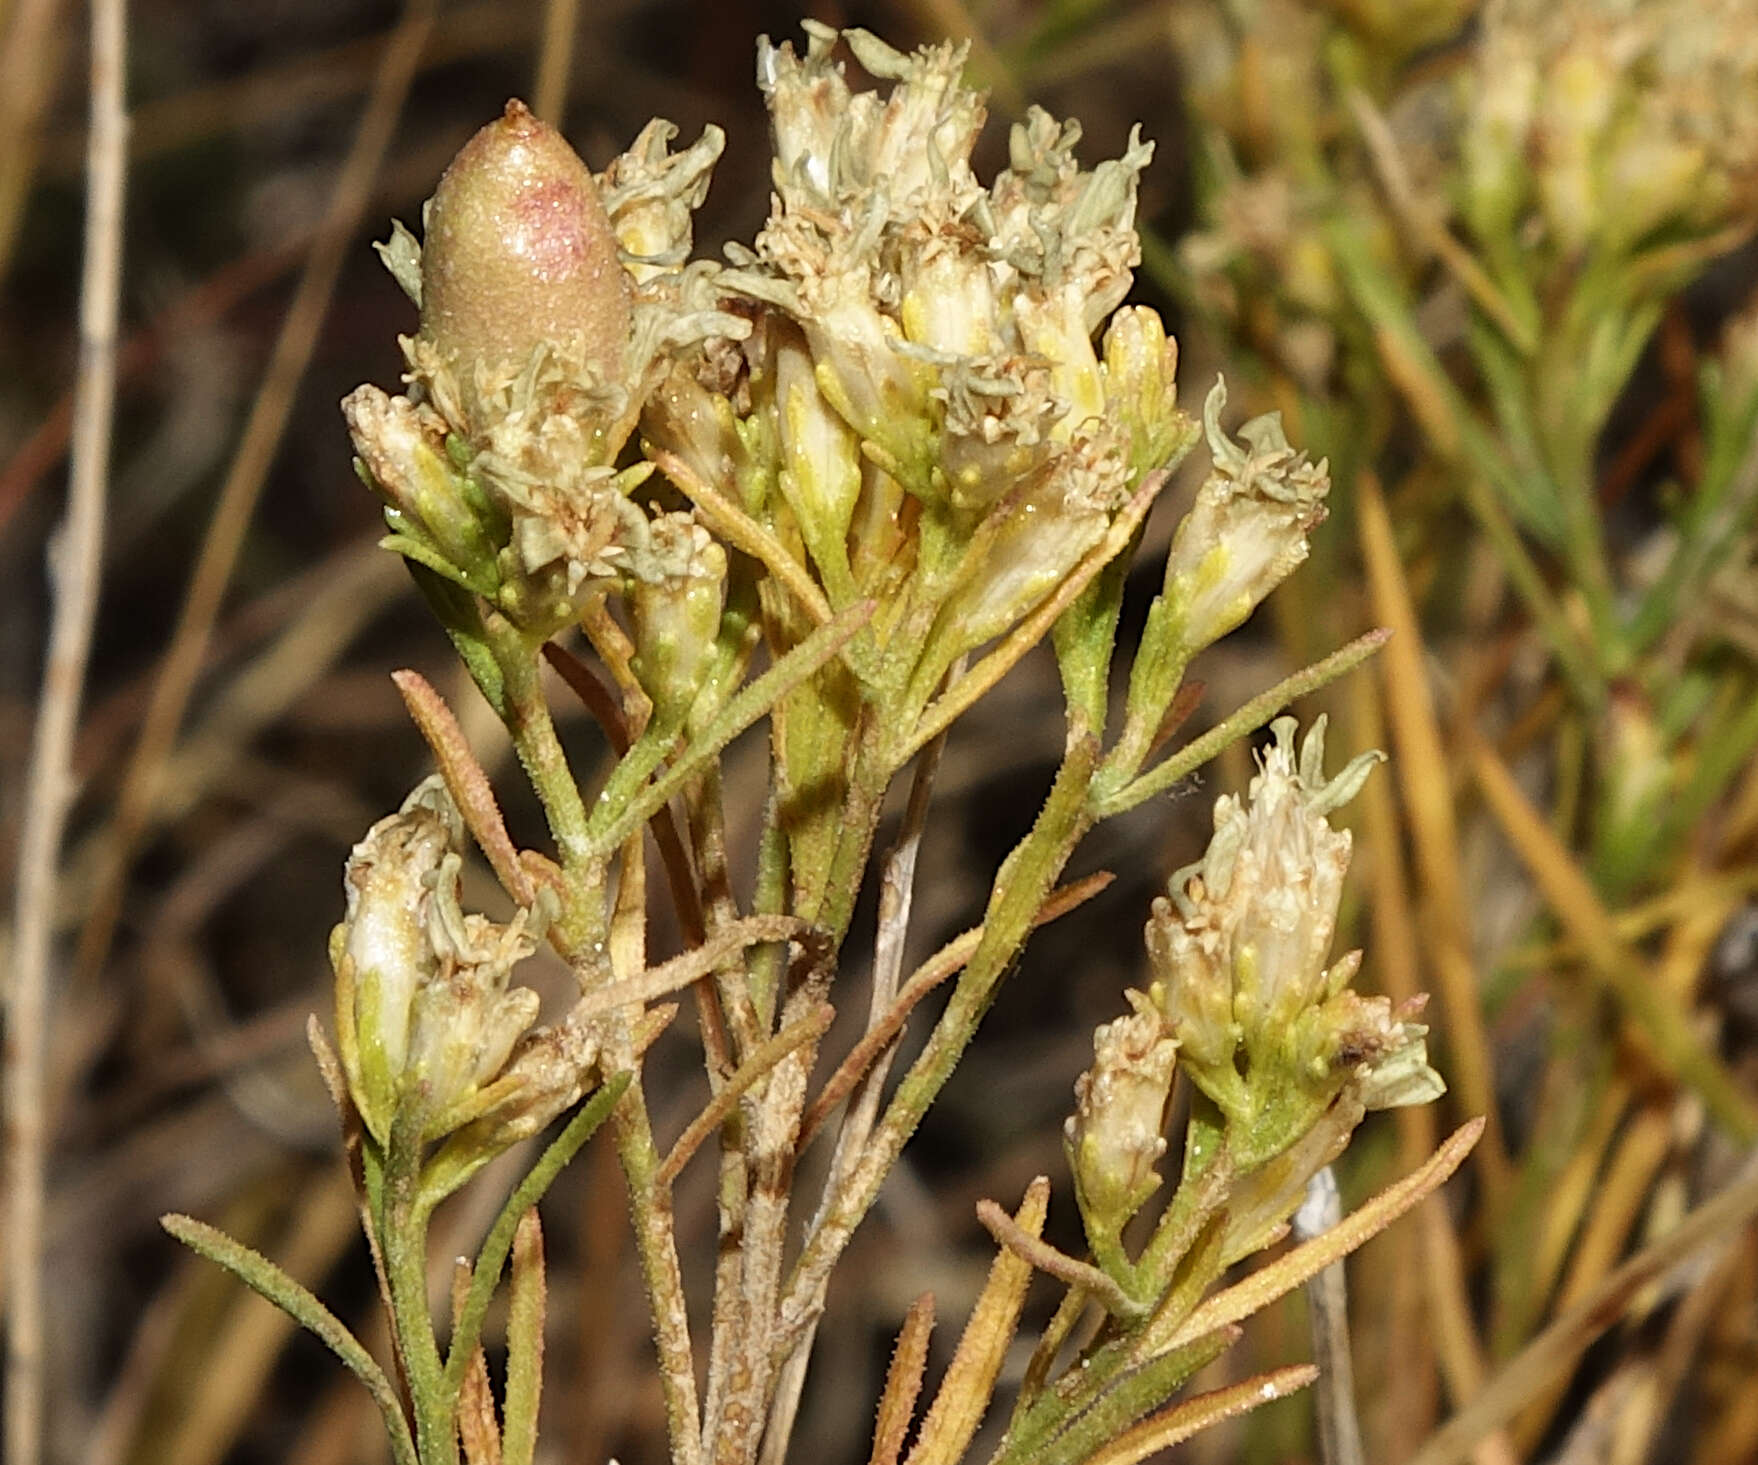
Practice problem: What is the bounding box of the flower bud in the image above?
[337,780,458,1137]
[897,212,999,360]
[757,24,985,216]
[1597,121,1710,256]
[795,263,935,486]
[1015,284,1105,431]
[419,99,631,385]
[1322,0,1474,56]
[398,853,544,1139]
[1065,990,1178,1245]
[1101,306,1198,484]
[1460,26,1537,244]
[775,326,863,589]
[628,514,728,728]
[933,425,1127,657]
[934,355,1063,515]
[421,1005,603,1204]
[1338,994,1446,1111]
[1593,685,1675,895]
[1534,45,1618,257]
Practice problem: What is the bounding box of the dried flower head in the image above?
[332,777,550,1147]
[1157,382,1331,659]
[597,118,727,281]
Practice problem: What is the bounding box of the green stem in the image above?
[1132,1111,1233,1296]
[586,602,873,863]
[383,1120,453,1465]
[1002,1140,1235,1464]
[441,1075,629,1397]
[994,1329,1234,1465]
[804,734,892,947]
[749,784,791,1027]
[488,613,592,867]
[485,612,605,957]
[1100,625,1189,798]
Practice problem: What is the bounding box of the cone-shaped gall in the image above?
[419,99,631,382]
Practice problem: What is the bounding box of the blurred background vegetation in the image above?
[5,2,1758,1463]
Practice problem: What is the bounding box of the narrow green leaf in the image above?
[502,1212,547,1465]
[1080,1365,1318,1465]
[405,559,509,718]
[161,1213,419,1465]
[1161,1119,1483,1352]
[583,601,874,857]
[443,1073,632,1396]
[1094,631,1390,819]
[382,534,498,598]
[995,1328,1238,1465]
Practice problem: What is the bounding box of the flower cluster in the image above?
[1152,717,1440,1131]
[1068,718,1442,1255]
[1464,0,1758,257]
[644,25,1199,691]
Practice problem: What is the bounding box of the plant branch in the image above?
[976,1198,1141,1320]
[6,0,124,1456]
[584,601,875,858]
[796,870,1114,1152]
[659,1005,834,1188]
